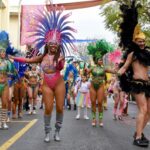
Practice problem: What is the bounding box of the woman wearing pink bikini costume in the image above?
[9,6,76,143]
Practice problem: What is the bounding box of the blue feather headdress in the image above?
[30,6,76,56]
[0,31,9,50]
[0,30,19,56]
[64,63,78,83]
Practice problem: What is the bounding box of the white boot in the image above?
[1,109,9,129]
[76,107,80,120]
[84,107,89,120]
[54,130,60,142]
[28,104,32,115]
[44,115,51,143]
[2,122,9,129]
[44,133,50,143]
[32,106,37,114]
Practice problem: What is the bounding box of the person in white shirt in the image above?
[74,73,91,120]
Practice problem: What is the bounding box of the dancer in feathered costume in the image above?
[86,39,115,127]
[12,61,27,119]
[24,64,42,115]
[0,31,16,129]
[9,5,76,142]
[117,0,150,147]
[64,60,78,110]
[108,50,126,120]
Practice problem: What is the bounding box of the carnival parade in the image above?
[0,0,150,149]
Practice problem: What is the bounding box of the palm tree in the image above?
[100,0,150,45]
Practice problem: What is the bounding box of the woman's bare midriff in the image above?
[0,74,7,83]
[29,77,38,85]
[132,61,149,80]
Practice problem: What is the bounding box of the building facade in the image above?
[0,0,22,49]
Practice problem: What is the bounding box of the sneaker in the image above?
[32,110,36,114]
[99,120,103,127]
[133,138,149,147]
[1,122,9,130]
[84,115,89,120]
[54,131,60,142]
[28,110,32,115]
[87,105,91,108]
[67,104,71,110]
[142,133,149,144]
[6,117,10,122]
[44,133,50,143]
[99,122,104,127]
[113,114,117,120]
[76,114,80,120]
[18,113,23,118]
[134,133,149,144]
[92,119,96,127]
[39,105,43,109]
[118,115,123,121]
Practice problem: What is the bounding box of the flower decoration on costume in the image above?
[30,6,76,56]
[87,39,114,63]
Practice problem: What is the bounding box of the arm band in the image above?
[14,57,26,63]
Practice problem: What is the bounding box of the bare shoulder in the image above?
[127,52,134,60]
[128,51,134,57]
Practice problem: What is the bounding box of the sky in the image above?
[9,0,115,44]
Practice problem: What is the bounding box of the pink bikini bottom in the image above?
[44,72,62,90]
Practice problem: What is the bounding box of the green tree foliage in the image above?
[100,0,150,45]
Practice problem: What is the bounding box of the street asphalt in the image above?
[0,97,149,150]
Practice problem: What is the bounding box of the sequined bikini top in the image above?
[41,54,56,73]
[91,66,105,77]
[0,59,9,74]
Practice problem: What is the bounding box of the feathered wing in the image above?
[119,0,138,49]
[117,0,140,92]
